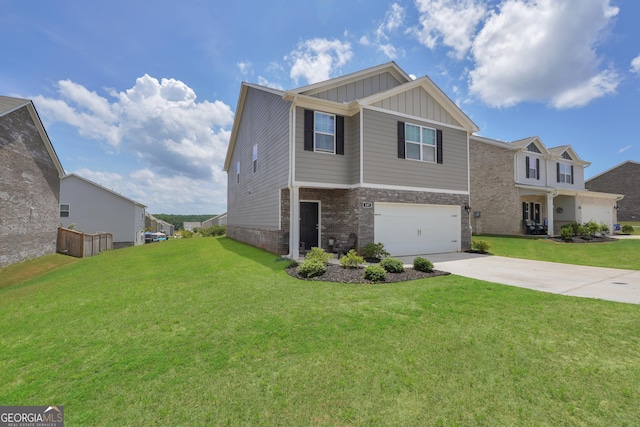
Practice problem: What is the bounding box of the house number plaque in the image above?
[363,202,373,208]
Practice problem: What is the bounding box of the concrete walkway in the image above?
[398,252,640,305]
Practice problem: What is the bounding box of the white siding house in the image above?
[60,174,146,248]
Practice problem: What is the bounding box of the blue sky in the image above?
[2,0,638,214]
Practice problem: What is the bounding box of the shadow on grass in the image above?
[217,237,293,271]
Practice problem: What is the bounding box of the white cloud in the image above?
[34,75,234,185]
[414,0,487,59]
[631,55,640,74]
[468,0,620,109]
[286,38,353,85]
[237,61,252,76]
[617,144,632,154]
[365,3,406,60]
[257,76,283,90]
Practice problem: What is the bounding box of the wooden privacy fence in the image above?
[57,227,113,258]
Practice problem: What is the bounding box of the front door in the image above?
[299,202,319,251]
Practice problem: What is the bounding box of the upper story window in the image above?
[236,161,240,183]
[527,143,541,153]
[252,144,258,173]
[60,204,70,217]
[314,112,335,153]
[558,162,573,184]
[561,151,572,160]
[405,123,436,162]
[526,156,539,180]
[303,109,344,155]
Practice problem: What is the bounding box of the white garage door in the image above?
[581,205,613,229]
[374,202,461,256]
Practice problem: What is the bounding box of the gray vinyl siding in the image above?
[227,87,290,229]
[372,87,461,127]
[294,107,358,186]
[362,108,468,192]
[311,72,402,102]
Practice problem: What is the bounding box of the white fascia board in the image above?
[283,92,358,116]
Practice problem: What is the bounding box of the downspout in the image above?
[287,95,299,259]
[467,132,472,244]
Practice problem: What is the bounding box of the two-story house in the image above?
[469,135,623,235]
[224,62,479,259]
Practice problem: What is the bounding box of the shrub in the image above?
[181,230,194,238]
[339,249,364,269]
[380,257,404,273]
[305,247,331,264]
[364,265,386,282]
[584,221,600,236]
[472,240,490,253]
[599,222,610,235]
[296,260,327,278]
[360,242,390,260]
[568,222,581,236]
[621,225,634,234]
[200,225,227,237]
[560,226,574,241]
[577,224,591,239]
[413,257,434,272]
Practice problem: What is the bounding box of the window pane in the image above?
[406,142,421,159]
[422,145,436,162]
[406,124,420,142]
[315,113,334,134]
[422,128,435,146]
[315,133,334,152]
[60,204,69,210]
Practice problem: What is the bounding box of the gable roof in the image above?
[509,136,549,154]
[61,173,147,208]
[547,145,589,165]
[291,62,412,96]
[586,160,640,182]
[0,96,65,177]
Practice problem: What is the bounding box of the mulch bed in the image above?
[286,263,450,284]
[550,236,618,244]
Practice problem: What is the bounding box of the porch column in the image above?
[546,191,554,236]
[290,186,300,259]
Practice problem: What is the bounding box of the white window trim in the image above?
[60,203,70,218]
[527,156,538,180]
[314,111,336,154]
[405,123,436,163]
[559,162,572,183]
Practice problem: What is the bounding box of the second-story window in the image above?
[314,112,335,153]
[558,163,573,184]
[236,161,240,183]
[252,144,258,173]
[60,204,70,217]
[406,123,436,162]
[526,156,539,180]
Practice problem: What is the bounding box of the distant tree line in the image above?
[153,214,216,231]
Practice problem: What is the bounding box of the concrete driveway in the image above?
[399,252,640,305]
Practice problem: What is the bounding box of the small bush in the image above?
[296,260,327,278]
[568,222,581,236]
[380,257,404,273]
[181,230,194,238]
[200,225,227,237]
[472,240,490,253]
[364,265,386,282]
[361,242,390,260]
[621,225,634,234]
[560,226,574,241]
[339,249,364,269]
[305,247,331,264]
[599,222,609,235]
[413,257,434,272]
[584,221,600,236]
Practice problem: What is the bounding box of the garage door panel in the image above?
[374,203,461,256]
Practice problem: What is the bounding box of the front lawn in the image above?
[2,238,640,425]
[473,235,640,270]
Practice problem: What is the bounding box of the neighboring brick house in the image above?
[224,62,479,258]
[60,173,147,248]
[585,161,639,221]
[469,135,623,235]
[0,96,65,268]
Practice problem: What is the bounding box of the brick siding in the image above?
[586,162,639,221]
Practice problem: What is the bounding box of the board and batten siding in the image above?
[362,108,468,192]
[227,86,290,229]
[294,107,358,186]
[372,87,461,128]
[311,72,403,102]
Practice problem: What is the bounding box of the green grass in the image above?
[2,238,640,425]
[473,235,640,270]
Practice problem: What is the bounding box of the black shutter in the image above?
[397,121,405,159]
[525,156,530,178]
[304,109,314,151]
[556,162,560,182]
[570,165,574,184]
[436,129,443,164]
[336,115,344,155]
[536,158,540,180]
